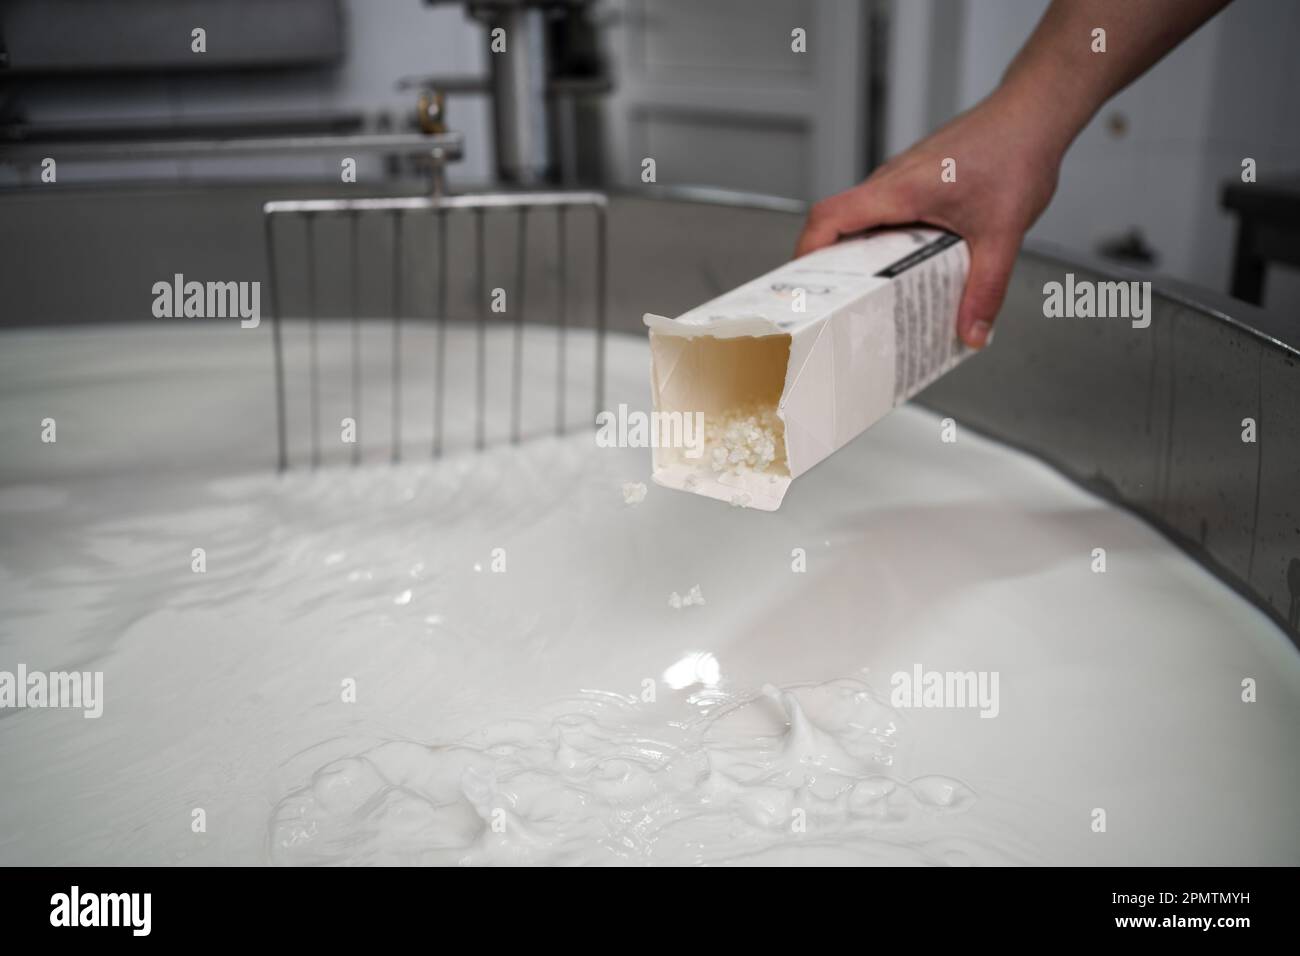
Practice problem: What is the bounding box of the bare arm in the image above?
[1000,0,1232,158]
[795,0,1232,347]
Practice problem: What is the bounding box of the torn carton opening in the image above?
[645,332,794,510]
[644,227,974,511]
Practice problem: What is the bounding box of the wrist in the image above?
[991,60,1098,167]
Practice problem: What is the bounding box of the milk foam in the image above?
[270,679,991,866]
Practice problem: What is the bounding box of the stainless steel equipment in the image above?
[0,130,464,169]
[262,189,608,472]
[426,0,610,185]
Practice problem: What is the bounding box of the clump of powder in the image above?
[668,584,705,609]
[704,401,787,478]
[622,481,647,505]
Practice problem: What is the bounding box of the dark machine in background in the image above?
[0,0,351,143]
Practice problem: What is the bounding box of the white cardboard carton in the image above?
[643,227,973,510]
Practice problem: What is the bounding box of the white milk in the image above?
[0,324,1295,865]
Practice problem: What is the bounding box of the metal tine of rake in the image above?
[556,204,567,435]
[595,204,607,422]
[264,215,288,474]
[475,206,487,451]
[512,206,528,444]
[263,190,607,470]
[349,210,362,466]
[433,208,448,459]
[390,209,403,464]
[305,211,320,470]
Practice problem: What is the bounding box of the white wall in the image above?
[886,0,1300,313]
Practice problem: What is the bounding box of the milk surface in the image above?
[0,324,1295,865]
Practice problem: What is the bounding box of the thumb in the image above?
[957,235,1019,348]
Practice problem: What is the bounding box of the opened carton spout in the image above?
[644,228,974,510]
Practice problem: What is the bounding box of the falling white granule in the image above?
[622,481,648,505]
[705,401,787,477]
[668,584,705,609]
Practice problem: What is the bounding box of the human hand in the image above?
[795,87,1066,348]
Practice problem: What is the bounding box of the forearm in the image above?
[994,0,1231,160]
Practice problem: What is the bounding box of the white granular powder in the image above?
[622,481,648,505]
[705,401,787,478]
[668,584,705,609]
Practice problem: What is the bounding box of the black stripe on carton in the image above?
[874,231,962,278]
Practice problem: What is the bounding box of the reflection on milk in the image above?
[663,652,721,690]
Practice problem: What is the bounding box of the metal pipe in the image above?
[485,6,551,185]
[263,190,608,217]
[0,132,465,164]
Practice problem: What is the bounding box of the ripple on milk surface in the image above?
[270,679,1019,866]
[5,434,1015,865]
[4,400,1293,866]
